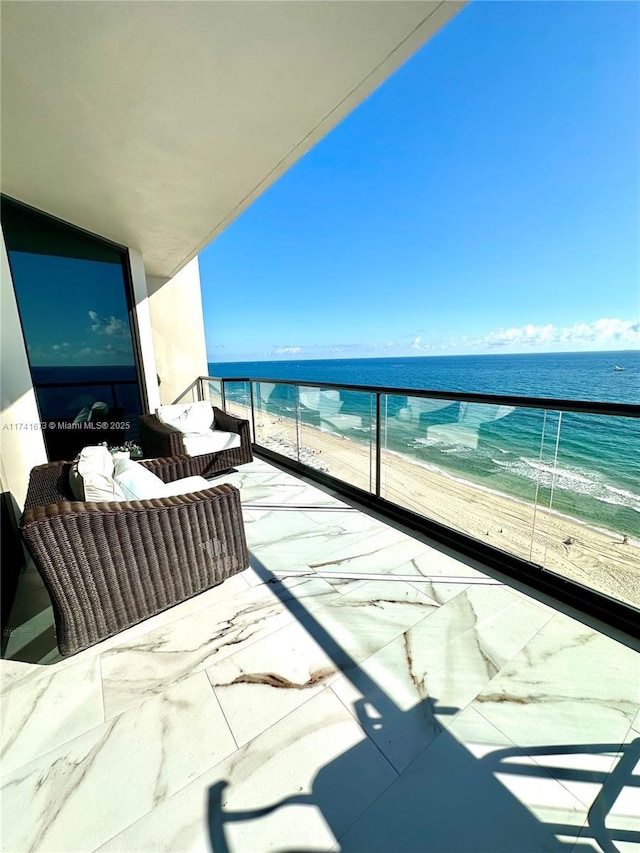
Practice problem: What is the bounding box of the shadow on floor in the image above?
[1,561,60,664]
[2,529,636,851]
[206,554,638,853]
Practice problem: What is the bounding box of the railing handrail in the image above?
[199,375,640,418]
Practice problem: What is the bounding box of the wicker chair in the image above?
[139,406,253,477]
[20,458,249,656]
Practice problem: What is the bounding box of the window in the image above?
[2,197,144,460]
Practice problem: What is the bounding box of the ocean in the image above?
[210,351,640,539]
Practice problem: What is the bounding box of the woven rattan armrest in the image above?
[139,414,186,457]
[212,406,249,435]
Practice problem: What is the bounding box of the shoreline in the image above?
[381,445,640,549]
[231,403,640,608]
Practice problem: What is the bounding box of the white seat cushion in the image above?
[162,475,211,497]
[182,429,241,457]
[113,458,167,500]
[156,402,213,434]
[69,445,126,502]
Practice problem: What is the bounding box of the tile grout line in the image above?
[328,682,402,776]
[98,653,106,725]
[203,669,239,753]
[327,681,455,852]
[325,682,414,849]
[265,567,503,585]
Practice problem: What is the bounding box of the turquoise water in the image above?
[210,351,640,538]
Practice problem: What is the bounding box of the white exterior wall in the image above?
[0,228,47,509]
[146,258,208,405]
[128,248,161,413]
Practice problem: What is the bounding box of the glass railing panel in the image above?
[297,386,376,490]
[379,394,550,564]
[222,381,252,426]
[173,383,199,404]
[252,381,299,461]
[535,412,640,609]
[203,378,223,410]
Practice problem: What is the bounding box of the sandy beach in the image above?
[227,402,640,609]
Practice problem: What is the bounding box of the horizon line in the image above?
[208,348,638,365]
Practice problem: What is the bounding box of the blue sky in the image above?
[201,1,639,363]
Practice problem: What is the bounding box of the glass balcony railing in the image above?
[201,377,224,411]
[198,375,640,616]
[220,380,252,434]
[298,386,376,491]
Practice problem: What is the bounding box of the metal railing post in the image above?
[221,380,227,411]
[249,382,256,444]
[295,385,301,463]
[375,392,382,497]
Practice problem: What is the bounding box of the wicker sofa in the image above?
[21,458,249,656]
[139,406,252,477]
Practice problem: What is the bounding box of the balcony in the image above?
[2,455,638,852]
[197,375,639,629]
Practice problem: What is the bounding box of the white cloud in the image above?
[272,346,302,355]
[237,317,638,363]
[89,310,128,337]
[478,318,640,350]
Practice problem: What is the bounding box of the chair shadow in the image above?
[205,554,637,853]
[481,739,640,853]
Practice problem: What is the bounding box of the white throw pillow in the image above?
[113,458,167,501]
[69,446,125,502]
[156,402,213,434]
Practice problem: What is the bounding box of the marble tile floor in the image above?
[1,457,639,852]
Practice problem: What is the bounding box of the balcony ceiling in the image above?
[1,0,464,279]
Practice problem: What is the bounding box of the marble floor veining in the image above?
[1,457,639,852]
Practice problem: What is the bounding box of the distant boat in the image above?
[614,365,624,371]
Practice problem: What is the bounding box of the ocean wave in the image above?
[493,456,640,511]
[410,437,496,460]
[410,437,474,456]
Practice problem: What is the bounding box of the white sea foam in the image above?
[383,445,639,542]
[410,437,474,457]
[492,456,640,511]
[411,437,439,448]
